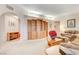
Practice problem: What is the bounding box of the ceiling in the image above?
[23,4,79,17]
[1,4,79,20]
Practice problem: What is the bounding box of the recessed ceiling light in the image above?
[44,15,56,20]
[27,9,42,15]
[27,13,40,17]
[44,15,54,18]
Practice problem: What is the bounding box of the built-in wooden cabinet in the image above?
[27,18,48,40]
[7,32,20,41]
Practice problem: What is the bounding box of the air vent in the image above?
[6,5,14,11]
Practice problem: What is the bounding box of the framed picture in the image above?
[67,19,76,28]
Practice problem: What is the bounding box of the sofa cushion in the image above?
[72,38,79,45]
[60,43,79,50]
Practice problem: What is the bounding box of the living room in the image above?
[0,4,79,55]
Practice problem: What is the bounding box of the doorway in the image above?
[54,21,60,36]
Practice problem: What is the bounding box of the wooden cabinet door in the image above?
[28,20,32,40]
[36,20,42,31]
[36,20,42,39]
[31,20,36,31]
[45,22,48,37]
[32,32,37,40]
[41,21,45,31]
[27,19,48,40]
[28,32,32,40]
[28,20,32,32]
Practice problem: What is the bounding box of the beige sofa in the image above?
[59,37,79,55]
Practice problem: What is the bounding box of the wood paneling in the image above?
[31,20,36,31]
[28,20,32,32]
[28,18,48,40]
[36,20,42,31]
[32,32,37,39]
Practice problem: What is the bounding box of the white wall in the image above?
[0,5,14,44]
[19,17,28,41]
[48,20,60,37]
[3,14,19,42]
[48,20,54,31]
[55,12,79,33]
[0,5,49,45]
[0,15,5,44]
[0,5,28,44]
[12,5,28,41]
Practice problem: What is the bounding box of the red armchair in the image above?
[49,31,57,40]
